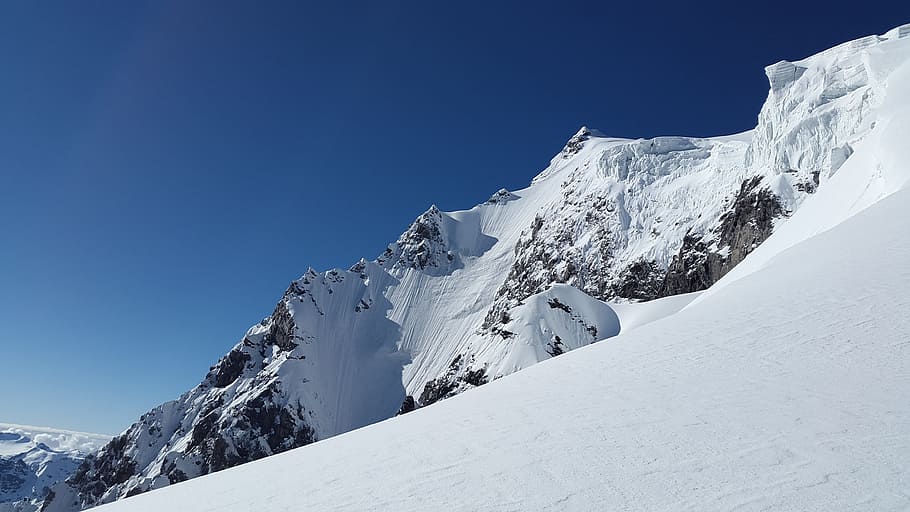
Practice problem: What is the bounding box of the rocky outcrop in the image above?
[396,396,416,416]
[184,382,316,476]
[481,210,615,333]
[378,206,455,274]
[561,127,592,158]
[487,188,518,204]
[661,176,785,296]
[415,355,489,408]
[43,290,328,510]
[0,459,29,498]
[209,348,250,388]
[611,260,663,301]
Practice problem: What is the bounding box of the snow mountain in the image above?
[44,23,910,511]
[0,424,108,512]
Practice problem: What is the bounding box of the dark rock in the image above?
[486,188,518,204]
[562,127,591,158]
[265,300,298,351]
[417,355,488,408]
[611,259,663,300]
[186,384,316,476]
[0,458,28,494]
[39,489,55,512]
[124,486,146,498]
[417,377,457,407]
[396,396,416,416]
[546,335,565,357]
[208,348,251,388]
[380,206,454,273]
[461,368,488,387]
[546,297,572,313]
[482,209,616,333]
[661,176,785,296]
[65,434,138,504]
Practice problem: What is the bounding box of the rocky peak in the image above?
[377,205,456,275]
[560,126,592,158]
[486,188,518,204]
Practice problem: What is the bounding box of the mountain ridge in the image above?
[0,424,108,512]
[42,22,910,511]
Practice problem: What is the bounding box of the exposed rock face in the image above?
[378,206,455,274]
[661,176,786,296]
[44,266,405,511]
[480,200,620,333]
[416,355,489,408]
[478,163,801,336]
[487,188,518,204]
[546,335,565,357]
[561,127,592,157]
[0,459,29,497]
[187,382,316,475]
[210,348,250,388]
[49,326,320,510]
[612,260,664,300]
[396,396,416,416]
[264,299,299,351]
[64,436,136,506]
[480,134,753,335]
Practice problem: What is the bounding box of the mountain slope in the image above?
[0,424,108,512]
[89,143,910,512]
[43,23,910,510]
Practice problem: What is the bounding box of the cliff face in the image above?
[44,24,910,512]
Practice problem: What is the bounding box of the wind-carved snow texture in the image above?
[42,23,910,511]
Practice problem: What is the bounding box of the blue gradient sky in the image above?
[1,1,906,434]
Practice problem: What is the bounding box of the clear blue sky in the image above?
[1,1,906,434]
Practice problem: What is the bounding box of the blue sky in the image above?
[1,1,907,434]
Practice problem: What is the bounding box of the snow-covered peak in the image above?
[377,204,496,276]
[0,424,109,511]
[747,23,910,214]
[42,24,910,512]
[559,126,597,159]
[378,205,452,274]
[486,188,517,205]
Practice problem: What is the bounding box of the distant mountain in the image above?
[44,23,910,511]
[0,424,108,512]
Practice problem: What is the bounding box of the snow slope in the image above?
[0,424,108,512]
[91,158,910,512]
[43,23,910,510]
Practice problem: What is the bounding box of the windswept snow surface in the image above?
[94,182,910,512]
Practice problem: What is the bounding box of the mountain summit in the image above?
[43,23,910,511]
